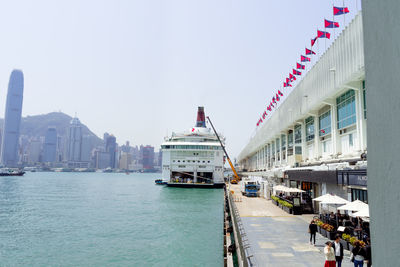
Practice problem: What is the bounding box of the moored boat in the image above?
[161,107,225,188]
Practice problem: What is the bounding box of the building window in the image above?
[294,125,302,144]
[351,189,368,203]
[295,146,302,155]
[276,138,280,153]
[288,130,293,147]
[319,110,331,136]
[271,142,275,161]
[323,142,327,153]
[281,134,286,150]
[349,133,353,147]
[305,117,315,141]
[337,90,356,129]
[363,81,366,119]
[287,130,293,156]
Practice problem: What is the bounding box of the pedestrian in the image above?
[324,241,336,267]
[332,234,344,267]
[308,219,317,245]
[364,238,372,267]
[351,241,366,267]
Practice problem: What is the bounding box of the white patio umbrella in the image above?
[352,206,370,217]
[274,185,289,191]
[313,193,334,202]
[338,200,368,211]
[320,195,349,205]
[286,187,305,193]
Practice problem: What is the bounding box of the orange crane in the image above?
[206,116,240,184]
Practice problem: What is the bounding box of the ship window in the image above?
[208,161,210,163]
[203,161,205,163]
[183,160,185,162]
[198,161,200,163]
[178,160,181,162]
[193,160,195,163]
[173,160,175,162]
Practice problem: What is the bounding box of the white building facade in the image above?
[238,13,367,204]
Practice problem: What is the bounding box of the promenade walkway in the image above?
[230,185,353,267]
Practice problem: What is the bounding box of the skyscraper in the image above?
[43,127,57,163]
[67,117,82,162]
[105,135,117,169]
[1,70,24,167]
[141,145,155,170]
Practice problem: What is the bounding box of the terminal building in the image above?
[237,13,367,209]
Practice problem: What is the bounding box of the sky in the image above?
[0,0,360,159]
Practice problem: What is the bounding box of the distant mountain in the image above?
[0,112,102,145]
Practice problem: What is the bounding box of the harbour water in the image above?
[0,172,223,266]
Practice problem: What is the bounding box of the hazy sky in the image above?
[0,0,360,158]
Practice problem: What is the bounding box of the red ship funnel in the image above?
[195,107,206,127]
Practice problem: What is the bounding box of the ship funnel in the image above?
[195,106,206,127]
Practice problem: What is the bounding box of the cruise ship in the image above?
[161,107,225,188]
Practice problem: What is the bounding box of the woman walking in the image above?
[352,241,366,267]
[309,219,317,245]
[324,241,336,267]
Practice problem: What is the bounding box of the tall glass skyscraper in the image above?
[1,70,24,167]
[43,127,57,163]
[67,117,82,162]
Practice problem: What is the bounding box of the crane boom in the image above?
[206,116,240,182]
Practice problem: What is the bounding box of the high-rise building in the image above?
[67,117,82,163]
[43,127,57,163]
[105,135,117,169]
[28,139,42,164]
[141,145,155,170]
[1,70,24,167]
[119,152,132,170]
[81,135,94,163]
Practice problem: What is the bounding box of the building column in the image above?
[285,132,288,163]
[356,86,364,151]
[330,104,339,155]
[314,115,320,160]
[279,135,283,165]
[300,122,306,160]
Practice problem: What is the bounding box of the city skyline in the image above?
[0,0,361,158]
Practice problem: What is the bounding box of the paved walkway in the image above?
[229,185,353,267]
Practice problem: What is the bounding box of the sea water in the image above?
[0,172,223,266]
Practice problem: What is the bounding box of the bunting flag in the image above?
[301,55,311,62]
[272,96,276,103]
[297,63,305,70]
[270,101,275,107]
[306,48,316,55]
[286,77,290,84]
[256,118,263,127]
[324,19,339,28]
[289,73,296,81]
[283,82,292,88]
[267,105,272,111]
[317,30,331,39]
[334,6,349,16]
[293,69,302,75]
[262,110,268,119]
[311,36,318,47]
[276,93,280,101]
[278,90,283,96]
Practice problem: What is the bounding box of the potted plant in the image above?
[271,196,279,206]
[341,234,350,250]
[348,236,357,251]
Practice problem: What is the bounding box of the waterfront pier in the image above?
[227,185,353,267]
